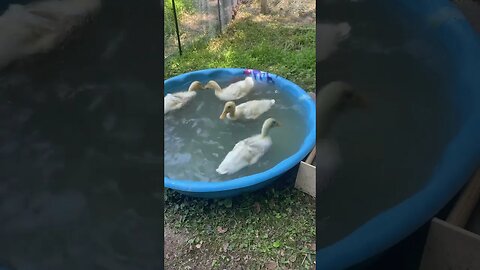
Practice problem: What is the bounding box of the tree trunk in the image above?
[260,0,268,14]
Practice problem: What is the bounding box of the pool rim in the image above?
[164,68,316,193]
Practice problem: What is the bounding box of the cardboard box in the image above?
[420,168,480,270]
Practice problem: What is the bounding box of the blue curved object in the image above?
[164,68,316,198]
[317,0,480,269]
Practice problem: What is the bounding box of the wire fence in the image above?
[164,0,242,59]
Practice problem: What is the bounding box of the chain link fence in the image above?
[164,0,242,59]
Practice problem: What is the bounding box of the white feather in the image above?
[317,22,351,62]
[216,134,272,175]
[0,0,101,70]
[227,99,275,120]
[164,91,197,114]
[215,77,255,101]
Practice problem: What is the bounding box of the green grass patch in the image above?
[164,0,196,37]
[164,179,316,269]
[165,16,316,92]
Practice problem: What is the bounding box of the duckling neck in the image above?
[261,123,271,137]
[212,84,222,92]
[317,99,341,139]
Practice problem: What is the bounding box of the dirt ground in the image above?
[164,187,316,270]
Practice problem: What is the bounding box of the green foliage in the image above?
[165,17,316,92]
[164,0,196,37]
[164,184,316,269]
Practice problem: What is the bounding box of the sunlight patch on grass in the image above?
[165,16,315,92]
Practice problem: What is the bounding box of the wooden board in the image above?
[467,201,480,235]
[454,0,480,33]
[447,168,480,227]
[419,218,480,270]
[293,91,317,198]
[295,161,316,198]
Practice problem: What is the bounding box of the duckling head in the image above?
[318,81,367,113]
[261,118,281,137]
[317,81,367,138]
[188,81,203,92]
[203,80,222,92]
[220,101,236,120]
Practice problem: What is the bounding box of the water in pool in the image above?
[164,78,308,182]
[317,0,457,247]
[0,1,162,269]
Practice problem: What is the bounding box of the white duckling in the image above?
[204,76,255,101]
[316,81,367,137]
[0,0,101,70]
[317,22,351,62]
[219,99,275,121]
[164,81,203,114]
[216,118,280,175]
[315,81,367,190]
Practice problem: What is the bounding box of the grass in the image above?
[164,7,316,270]
[164,0,196,37]
[164,177,316,269]
[164,14,315,92]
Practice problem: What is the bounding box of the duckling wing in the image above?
[236,99,275,120]
[318,22,351,62]
[216,135,272,175]
[164,91,196,114]
[242,135,272,164]
[221,78,255,100]
[216,141,252,175]
[0,0,100,70]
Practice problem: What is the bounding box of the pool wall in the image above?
[317,0,480,269]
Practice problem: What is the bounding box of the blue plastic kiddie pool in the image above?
[164,68,316,198]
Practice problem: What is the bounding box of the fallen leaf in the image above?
[254,202,261,213]
[280,249,285,256]
[217,226,228,234]
[289,255,297,263]
[223,198,232,208]
[265,261,278,270]
[309,242,316,251]
[195,243,202,249]
[269,199,276,208]
[273,241,281,248]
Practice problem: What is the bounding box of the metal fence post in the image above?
[217,0,222,34]
[171,0,182,55]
